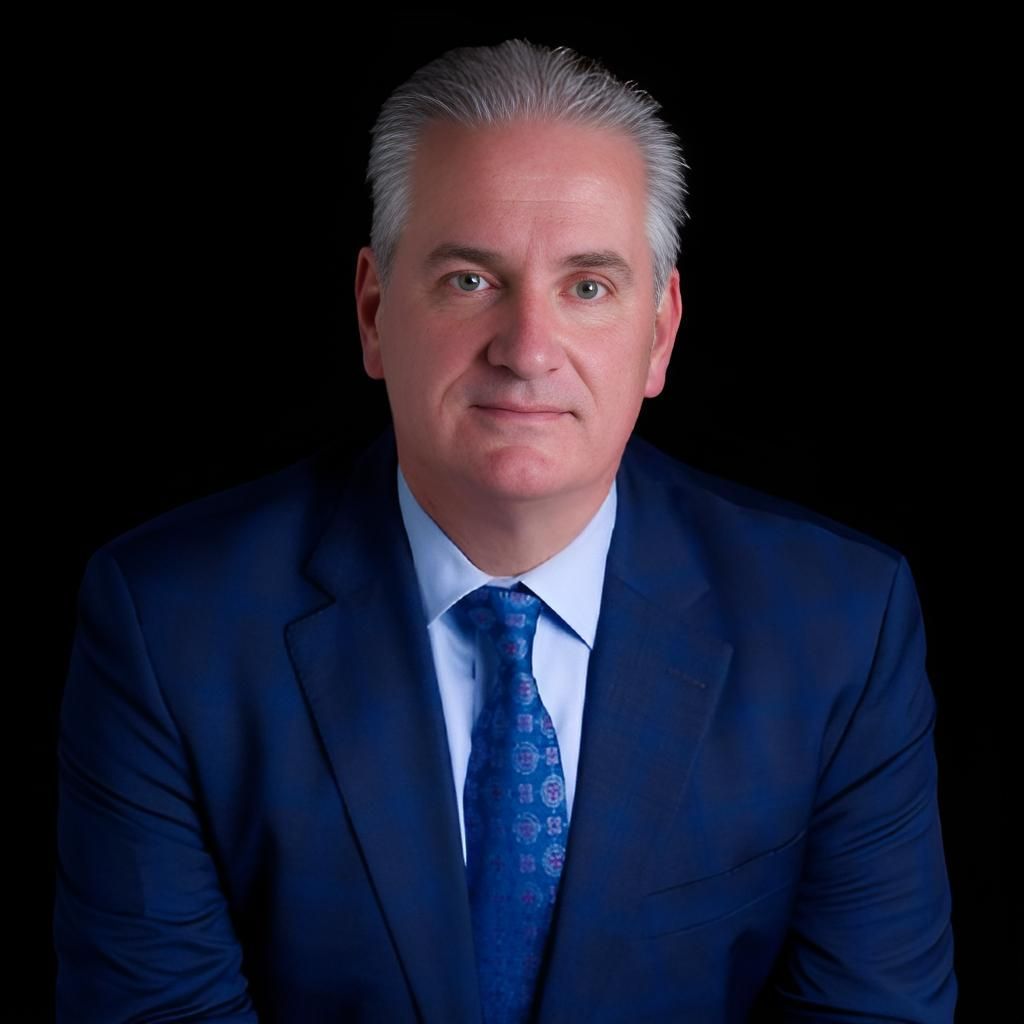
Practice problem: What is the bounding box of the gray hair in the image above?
[365,39,688,308]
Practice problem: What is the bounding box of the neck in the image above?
[401,467,614,577]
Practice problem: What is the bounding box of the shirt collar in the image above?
[397,465,617,649]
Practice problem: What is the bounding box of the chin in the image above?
[468,445,574,503]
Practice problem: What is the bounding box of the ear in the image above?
[354,245,385,380]
[644,267,683,398]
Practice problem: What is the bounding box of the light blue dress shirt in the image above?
[396,466,618,865]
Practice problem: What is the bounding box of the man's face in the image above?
[355,118,682,515]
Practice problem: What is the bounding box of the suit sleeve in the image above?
[768,555,957,1023]
[54,546,258,1023]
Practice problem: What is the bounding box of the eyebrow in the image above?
[423,243,635,286]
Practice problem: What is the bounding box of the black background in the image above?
[33,13,1004,1020]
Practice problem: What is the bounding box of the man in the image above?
[55,40,956,1022]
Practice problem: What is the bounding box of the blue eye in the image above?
[573,279,607,300]
[450,272,491,292]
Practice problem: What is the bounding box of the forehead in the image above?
[399,118,650,261]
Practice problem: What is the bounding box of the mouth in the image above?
[473,405,568,421]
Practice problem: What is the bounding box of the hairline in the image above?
[365,41,688,309]
[379,113,661,304]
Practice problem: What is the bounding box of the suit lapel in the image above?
[286,430,481,1024]
[283,428,732,1023]
[535,439,734,1024]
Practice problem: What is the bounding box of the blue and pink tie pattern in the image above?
[456,584,569,1024]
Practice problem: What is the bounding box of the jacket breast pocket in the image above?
[638,828,807,938]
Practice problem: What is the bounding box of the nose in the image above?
[485,285,566,379]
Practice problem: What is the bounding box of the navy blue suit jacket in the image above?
[55,427,956,1022]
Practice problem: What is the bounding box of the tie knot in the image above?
[455,584,542,659]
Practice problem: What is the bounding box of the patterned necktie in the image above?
[455,584,570,1024]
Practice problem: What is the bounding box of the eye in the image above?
[572,279,608,300]
[448,272,492,293]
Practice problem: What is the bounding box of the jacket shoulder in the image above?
[87,435,364,588]
[619,434,910,606]
[626,433,903,555]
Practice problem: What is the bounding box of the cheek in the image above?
[582,342,652,409]
[380,319,468,410]
[378,304,432,385]
[410,321,480,382]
